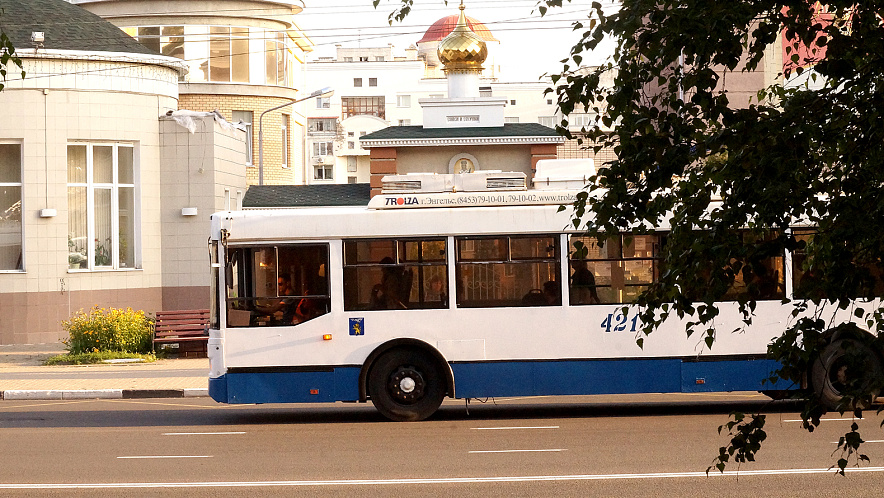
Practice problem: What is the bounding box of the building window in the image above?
[344,57,353,62]
[369,77,377,87]
[313,142,333,156]
[314,164,333,180]
[67,143,138,271]
[375,56,385,62]
[505,117,520,124]
[341,96,385,119]
[348,141,355,149]
[397,95,411,108]
[354,78,363,87]
[348,176,357,184]
[510,100,517,106]
[398,119,411,126]
[547,98,554,105]
[479,86,492,97]
[232,110,253,166]
[539,116,556,128]
[0,142,22,270]
[359,56,369,62]
[347,156,357,172]
[308,118,336,133]
[125,25,289,86]
[316,97,331,109]
[281,114,290,168]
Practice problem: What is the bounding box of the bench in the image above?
[153,309,210,357]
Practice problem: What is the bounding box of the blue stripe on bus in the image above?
[208,358,789,404]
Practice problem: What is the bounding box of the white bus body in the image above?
[207,188,798,420]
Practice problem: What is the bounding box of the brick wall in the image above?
[179,94,304,185]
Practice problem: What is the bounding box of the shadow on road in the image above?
[0,396,808,429]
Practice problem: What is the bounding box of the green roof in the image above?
[361,123,562,141]
[243,184,371,208]
[0,0,159,55]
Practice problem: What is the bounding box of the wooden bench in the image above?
[153,309,210,357]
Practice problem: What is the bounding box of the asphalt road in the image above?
[2,393,883,497]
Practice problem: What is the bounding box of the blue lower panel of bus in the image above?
[209,358,788,404]
[210,367,360,404]
[449,358,786,399]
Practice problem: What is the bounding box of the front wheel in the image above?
[811,338,883,411]
[368,348,446,421]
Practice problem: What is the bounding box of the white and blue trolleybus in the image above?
[207,167,799,421]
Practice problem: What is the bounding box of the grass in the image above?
[43,351,157,365]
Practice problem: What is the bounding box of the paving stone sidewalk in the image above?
[0,343,209,400]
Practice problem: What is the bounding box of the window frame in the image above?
[0,141,23,271]
[66,142,139,271]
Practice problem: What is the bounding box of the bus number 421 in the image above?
[601,313,640,333]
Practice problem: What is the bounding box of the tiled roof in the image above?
[360,123,561,141]
[0,0,158,55]
[243,184,371,208]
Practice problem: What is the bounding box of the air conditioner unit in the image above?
[381,172,527,193]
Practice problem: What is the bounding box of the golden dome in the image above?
[437,4,487,71]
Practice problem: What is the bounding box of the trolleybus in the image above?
[206,169,838,421]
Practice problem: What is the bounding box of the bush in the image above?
[62,307,153,354]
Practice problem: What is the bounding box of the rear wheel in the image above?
[368,348,446,421]
[811,338,883,411]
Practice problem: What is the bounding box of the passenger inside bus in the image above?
[370,257,412,309]
[570,259,601,304]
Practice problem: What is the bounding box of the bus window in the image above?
[456,235,560,308]
[225,244,330,327]
[568,234,662,305]
[343,238,448,311]
[723,231,785,301]
[792,229,884,300]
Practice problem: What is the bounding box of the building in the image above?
[71,0,315,186]
[304,11,565,185]
[0,0,248,344]
[359,4,565,196]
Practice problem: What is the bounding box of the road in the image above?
[2,393,883,497]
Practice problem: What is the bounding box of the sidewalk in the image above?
[0,343,209,400]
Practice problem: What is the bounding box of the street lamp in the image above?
[258,86,334,186]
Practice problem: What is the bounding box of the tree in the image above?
[376,0,884,474]
[0,19,24,92]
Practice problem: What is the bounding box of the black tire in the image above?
[811,338,883,411]
[368,348,446,421]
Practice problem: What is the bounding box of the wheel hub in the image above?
[388,367,425,404]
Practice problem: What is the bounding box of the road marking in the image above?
[784,418,863,422]
[162,432,246,436]
[3,467,884,489]
[117,456,213,459]
[468,449,567,454]
[471,426,559,431]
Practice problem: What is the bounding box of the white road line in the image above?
[162,432,246,436]
[3,467,884,489]
[471,426,559,431]
[117,456,213,459]
[831,440,884,444]
[784,418,863,422]
[468,449,567,454]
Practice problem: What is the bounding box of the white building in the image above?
[0,0,248,344]
[304,12,561,185]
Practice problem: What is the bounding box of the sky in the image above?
[295,0,618,82]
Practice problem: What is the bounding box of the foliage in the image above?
[62,307,154,355]
[0,22,25,92]
[44,351,156,365]
[380,0,884,473]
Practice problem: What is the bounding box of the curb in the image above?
[1,388,208,400]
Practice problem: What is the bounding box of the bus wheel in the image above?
[811,338,883,411]
[368,348,445,422]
